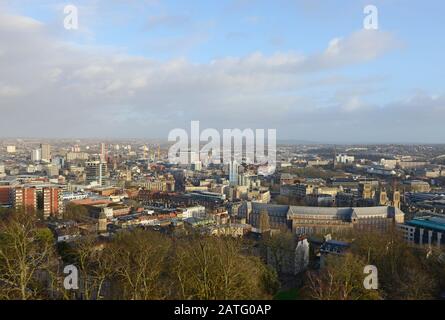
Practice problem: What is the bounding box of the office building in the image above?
[399,214,445,246]
[52,156,65,169]
[85,161,108,186]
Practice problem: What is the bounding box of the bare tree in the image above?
[172,236,275,300]
[107,230,172,300]
[0,211,56,300]
[263,231,295,275]
[305,253,381,300]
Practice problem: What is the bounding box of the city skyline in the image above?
[0,1,444,142]
[1,0,445,305]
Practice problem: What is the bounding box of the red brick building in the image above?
[12,187,37,213]
[43,187,64,218]
[0,186,10,205]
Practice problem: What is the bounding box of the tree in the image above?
[58,236,114,300]
[0,211,57,300]
[259,209,270,233]
[327,228,442,300]
[262,231,295,275]
[106,230,172,300]
[63,203,89,222]
[171,236,276,300]
[305,253,381,300]
[398,266,436,300]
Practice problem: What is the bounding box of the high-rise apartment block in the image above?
[229,161,239,186]
[31,149,42,162]
[11,186,37,213]
[100,143,108,163]
[42,187,64,218]
[41,143,51,163]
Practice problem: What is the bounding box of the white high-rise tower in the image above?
[229,160,239,186]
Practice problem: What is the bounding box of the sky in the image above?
[0,0,444,143]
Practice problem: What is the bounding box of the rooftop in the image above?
[406,216,445,232]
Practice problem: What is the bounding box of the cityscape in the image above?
[1,140,445,301]
[0,0,444,308]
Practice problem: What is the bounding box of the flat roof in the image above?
[406,218,445,233]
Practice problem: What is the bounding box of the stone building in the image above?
[238,201,404,236]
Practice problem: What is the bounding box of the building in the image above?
[237,173,257,188]
[403,180,431,193]
[318,239,351,268]
[305,194,336,207]
[0,186,10,205]
[229,160,239,186]
[11,186,37,213]
[45,164,59,177]
[135,174,176,192]
[240,202,404,235]
[380,159,398,169]
[41,144,51,162]
[335,192,356,207]
[66,152,89,162]
[399,161,428,169]
[0,177,19,205]
[335,154,355,164]
[400,214,445,246]
[100,143,108,162]
[359,182,375,199]
[31,149,42,162]
[307,159,330,167]
[42,187,64,218]
[367,166,397,177]
[180,205,206,219]
[280,184,307,198]
[242,203,290,231]
[192,161,202,171]
[248,188,271,203]
[85,161,108,186]
[288,206,404,235]
[313,186,341,197]
[52,156,65,169]
[6,145,16,153]
[97,211,108,233]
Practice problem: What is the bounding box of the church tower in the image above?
[390,178,401,209]
[392,191,401,209]
[375,188,388,206]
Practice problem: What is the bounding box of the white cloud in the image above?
[0,11,438,143]
[0,84,23,97]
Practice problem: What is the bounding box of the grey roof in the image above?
[288,205,404,219]
[352,206,390,217]
[247,201,404,220]
[288,206,351,217]
[251,202,289,217]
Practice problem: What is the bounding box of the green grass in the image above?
[274,288,299,300]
